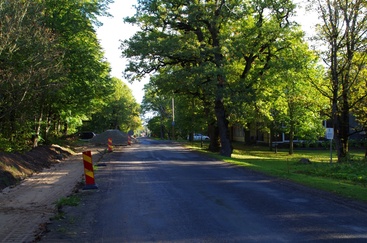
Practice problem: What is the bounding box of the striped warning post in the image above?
[108,138,113,152]
[82,151,98,190]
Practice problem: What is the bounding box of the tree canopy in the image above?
[0,0,141,151]
[122,0,327,156]
[310,0,367,161]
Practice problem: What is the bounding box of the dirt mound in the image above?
[90,129,128,146]
[0,145,74,190]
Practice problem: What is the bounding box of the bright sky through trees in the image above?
[96,0,146,103]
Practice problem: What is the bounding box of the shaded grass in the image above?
[53,195,81,220]
[56,195,81,208]
[187,142,367,202]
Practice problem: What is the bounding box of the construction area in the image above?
[0,129,132,242]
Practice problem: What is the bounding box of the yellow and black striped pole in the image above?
[82,151,98,190]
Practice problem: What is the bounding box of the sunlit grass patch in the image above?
[232,153,275,160]
[185,141,367,202]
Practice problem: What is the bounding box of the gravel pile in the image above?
[90,129,128,146]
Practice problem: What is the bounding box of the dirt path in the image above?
[0,146,105,243]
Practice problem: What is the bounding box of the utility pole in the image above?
[172,97,175,140]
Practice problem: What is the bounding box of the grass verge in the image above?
[187,141,367,203]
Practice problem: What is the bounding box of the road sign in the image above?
[325,128,334,140]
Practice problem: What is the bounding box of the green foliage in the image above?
[146,116,165,139]
[141,81,175,139]
[226,20,327,149]
[86,77,142,133]
[0,0,124,151]
[141,79,211,139]
[0,136,13,153]
[0,1,64,147]
[309,0,367,160]
[123,0,327,155]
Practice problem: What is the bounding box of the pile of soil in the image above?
[90,129,128,145]
[0,145,74,190]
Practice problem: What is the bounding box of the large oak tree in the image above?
[122,0,299,157]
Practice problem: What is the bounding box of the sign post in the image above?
[108,138,113,152]
[325,128,334,164]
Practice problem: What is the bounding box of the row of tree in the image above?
[0,0,141,152]
[122,0,367,162]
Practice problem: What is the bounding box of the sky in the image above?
[96,0,146,103]
[95,1,318,104]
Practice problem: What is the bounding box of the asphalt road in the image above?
[41,138,367,242]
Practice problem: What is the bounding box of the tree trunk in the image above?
[244,130,251,145]
[208,122,220,152]
[160,116,164,139]
[333,103,349,162]
[269,127,274,151]
[63,122,68,136]
[44,112,52,143]
[289,130,294,155]
[289,115,294,155]
[215,98,232,157]
[340,92,350,158]
[203,7,232,156]
[32,108,43,148]
[328,22,350,163]
[188,132,193,142]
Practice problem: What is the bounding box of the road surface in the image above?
[41,138,367,242]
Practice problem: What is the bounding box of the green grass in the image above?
[56,195,81,208]
[187,141,367,202]
[53,195,81,220]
